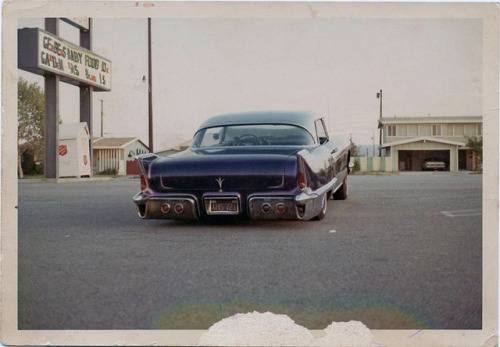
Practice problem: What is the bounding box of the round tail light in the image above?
[160,203,171,214]
[261,203,271,214]
[174,203,184,214]
[276,203,286,214]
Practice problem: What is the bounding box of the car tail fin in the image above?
[297,150,308,191]
[135,153,158,191]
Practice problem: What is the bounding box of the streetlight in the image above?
[372,129,375,158]
[376,89,383,156]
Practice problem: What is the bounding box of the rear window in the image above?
[192,124,315,148]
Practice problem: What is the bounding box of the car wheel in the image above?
[313,193,328,221]
[333,175,348,200]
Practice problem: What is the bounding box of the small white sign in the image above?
[37,29,111,91]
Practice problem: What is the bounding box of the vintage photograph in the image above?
[3,1,498,346]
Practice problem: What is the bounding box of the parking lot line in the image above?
[441,209,482,217]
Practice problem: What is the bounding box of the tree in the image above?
[349,136,360,173]
[467,136,482,159]
[467,136,482,170]
[18,78,45,178]
[349,136,359,157]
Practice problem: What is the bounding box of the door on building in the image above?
[126,160,139,175]
[458,150,467,170]
[398,151,412,171]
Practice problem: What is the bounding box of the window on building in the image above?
[432,124,442,136]
[408,124,418,136]
[477,124,483,136]
[387,125,396,136]
[445,124,454,136]
[454,124,464,136]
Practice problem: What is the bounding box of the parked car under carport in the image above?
[421,158,447,171]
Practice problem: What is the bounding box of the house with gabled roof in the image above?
[378,116,482,171]
[93,137,149,175]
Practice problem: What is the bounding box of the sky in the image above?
[18,17,482,151]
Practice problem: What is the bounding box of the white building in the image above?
[93,137,149,175]
[378,116,482,171]
[58,122,92,178]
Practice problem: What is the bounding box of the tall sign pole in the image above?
[44,18,60,178]
[80,18,93,176]
[377,89,383,157]
[148,18,154,153]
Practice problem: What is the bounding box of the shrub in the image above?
[98,168,118,175]
[351,160,360,174]
[21,149,38,175]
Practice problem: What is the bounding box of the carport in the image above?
[382,137,465,172]
[398,150,450,171]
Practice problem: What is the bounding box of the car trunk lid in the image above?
[150,147,300,191]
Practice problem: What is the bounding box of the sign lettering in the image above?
[21,29,112,91]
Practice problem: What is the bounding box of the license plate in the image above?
[207,198,239,215]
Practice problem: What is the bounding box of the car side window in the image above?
[198,127,223,147]
[315,119,329,144]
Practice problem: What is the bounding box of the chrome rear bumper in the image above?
[133,193,199,220]
[134,173,340,221]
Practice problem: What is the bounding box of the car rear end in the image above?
[133,153,202,220]
[133,149,308,220]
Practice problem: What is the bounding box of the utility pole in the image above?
[100,99,104,137]
[372,129,375,158]
[148,18,154,153]
[377,89,383,157]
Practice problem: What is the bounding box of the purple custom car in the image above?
[133,111,352,221]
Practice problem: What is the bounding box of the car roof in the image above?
[195,111,323,135]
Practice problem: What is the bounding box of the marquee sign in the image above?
[18,28,111,91]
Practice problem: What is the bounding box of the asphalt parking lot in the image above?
[17,172,482,330]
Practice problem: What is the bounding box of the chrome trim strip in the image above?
[248,196,295,201]
[268,175,285,189]
[159,178,176,190]
[295,177,337,204]
[134,193,201,216]
[247,196,298,219]
[331,169,348,194]
[161,175,285,190]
